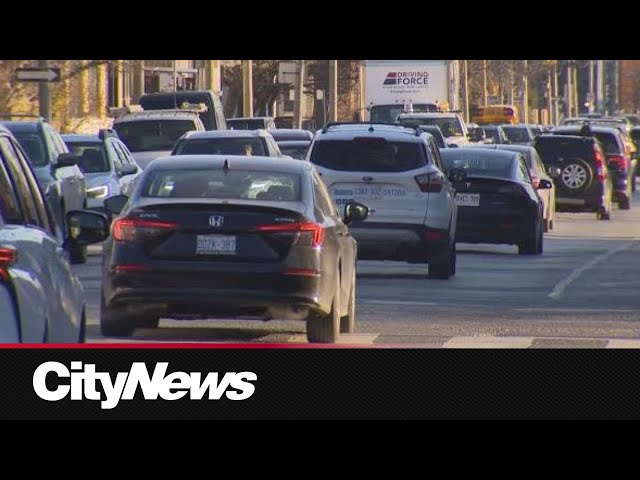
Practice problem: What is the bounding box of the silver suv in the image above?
[308,122,458,279]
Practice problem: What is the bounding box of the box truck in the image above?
[363,60,461,124]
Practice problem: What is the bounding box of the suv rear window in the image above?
[174,138,267,156]
[310,139,427,172]
[533,136,595,164]
[592,132,622,154]
[114,120,198,152]
[12,132,48,167]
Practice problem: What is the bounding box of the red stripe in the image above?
[0,343,390,349]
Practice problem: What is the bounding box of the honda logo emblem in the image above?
[209,215,224,227]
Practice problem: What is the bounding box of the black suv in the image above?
[1,117,88,262]
[532,134,613,220]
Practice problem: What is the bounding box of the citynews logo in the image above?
[33,361,257,410]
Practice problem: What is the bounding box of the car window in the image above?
[114,119,198,152]
[267,136,282,156]
[116,141,137,165]
[8,137,53,233]
[531,150,546,176]
[174,137,267,156]
[502,127,530,143]
[516,157,531,184]
[0,137,41,227]
[0,145,24,224]
[67,142,111,173]
[594,132,622,154]
[50,129,69,155]
[427,140,444,171]
[109,141,127,170]
[311,139,427,172]
[11,131,48,167]
[312,171,337,218]
[44,127,63,159]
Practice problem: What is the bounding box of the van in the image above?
[139,90,227,130]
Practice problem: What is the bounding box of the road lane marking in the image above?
[336,333,379,344]
[514,308,639,313]
[606,339,640,349]
[548,241,636,300]
[359,299,438,306]
[442,336,535,348]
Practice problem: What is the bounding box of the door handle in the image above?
[362,176,374,182]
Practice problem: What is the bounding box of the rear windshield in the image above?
[114,120,198,152]
[593,132,622,154]
[441,151,514,178]
[228,119,267,130]
[502,127,531,143]
[12,132,48,167]
[397,117,464,136]
[65,142,110,173]
[534,136,593,163]
[142,169,302,201]
[310,139,427,172]
[174,138,267,156]
[279,145,309,160]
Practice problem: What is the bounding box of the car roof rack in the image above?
[321,121,414,134]
[98,128,119,140]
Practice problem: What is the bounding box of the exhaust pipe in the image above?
[266,305,310,321]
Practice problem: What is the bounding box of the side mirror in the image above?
[104,194,128,216]
[66,210,110,245]
[448,168,467,183]
[343,201,369,225]
[537,179,553,189]
[56,153,78,169]
[118,164,138,177]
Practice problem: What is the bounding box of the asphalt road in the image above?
[75,187,640,347]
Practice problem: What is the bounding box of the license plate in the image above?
[331,184,407,199]
[196,235,236,255]
[455,193,480,207]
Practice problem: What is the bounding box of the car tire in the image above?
[596,207,611,221]
[518,220,542,255]
[138,316,160,329]
[618,194,631,210]
[428,242,454,279]
[339,269,356,334]
[100,294,135,337]
[558,158,593,193]
[543,218,549,233]
[306,281,340,343]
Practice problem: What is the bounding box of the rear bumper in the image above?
[349,222,450,262]
[104,269,326,317]
[555,183,607,211]
[456,214,534,245]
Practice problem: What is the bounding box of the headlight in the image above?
[86,185,109,198]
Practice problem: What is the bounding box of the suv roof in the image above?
[317,122,429,143]
[180,129,271,140]
[113,110,203,123]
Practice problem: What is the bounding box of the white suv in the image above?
[308,122,458,279]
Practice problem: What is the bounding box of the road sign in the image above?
[15,67,61,83]
[278,62,299,84]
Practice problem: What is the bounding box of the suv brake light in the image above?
[594,146,607,181]
[415,173,442,192]
[607,154,628,171]
[0,246,17,281]
[112,218,178,242]
[253,222,325,248]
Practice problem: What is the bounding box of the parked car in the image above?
[2,117,88,263]
[532,133,613,220]
[440,148,548,254]
[101,155,367,343]
[277,140,311,160]
[227,117,276,130]
[171,130,285,157]
[551,125,634,210]
[0,123,109,342]
[62,129,143,212]
[139,90,227,131]
[308,122,458,279]
[113,108,206,169]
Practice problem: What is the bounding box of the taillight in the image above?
[415,173,442,192]
[112,218,178,242]
[253,222,325,248]
[607,154,628,171]
[594,147,607,181]
[0,246,17,281]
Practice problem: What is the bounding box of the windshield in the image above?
[142,169,302,201]
[114,120,197,152]
[311,139,427,172]
[370,104,439,124]
[174,138,267,156]
[502,127,531,143]
[12,132,48,167]
[65,142,110,173]
[279,145,309,160]
[397,117,464,137]
[483,128,501,143]
[228,119,268,130]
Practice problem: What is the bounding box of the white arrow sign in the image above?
[15,68,61,82]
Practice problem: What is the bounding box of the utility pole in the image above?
[566,61,573,117]
[588,60,595,112]
[115,60,124,108]
[133,60,145,104]
[523,60,528,123]
[242,60,253,117]
[37,59,51,121]
[328,60,338,122]
[547,67,553,125]
[463,60,470,123]
[292,60,305,128]
[483,60,488,106]
[205,60,221,95]
[596,60,604,113]
[573,63,579,116]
